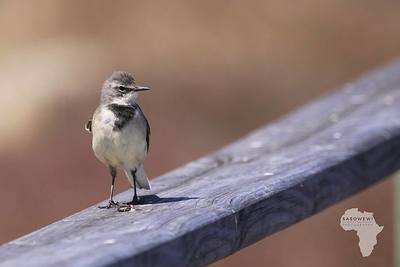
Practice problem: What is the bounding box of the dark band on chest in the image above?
[108,104,137,131]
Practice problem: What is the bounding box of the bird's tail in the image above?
[124,165,151,190]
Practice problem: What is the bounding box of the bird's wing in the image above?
[85,119,92,133]
[135,104,151,152]
[144,114,151,152]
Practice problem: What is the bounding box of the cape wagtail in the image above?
[86,71,151,209]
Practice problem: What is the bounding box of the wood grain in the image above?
[1,61,400,267]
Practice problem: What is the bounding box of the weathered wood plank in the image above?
[1,61,400,267]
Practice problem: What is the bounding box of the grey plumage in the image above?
[87,71,151,208]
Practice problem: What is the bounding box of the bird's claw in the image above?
[117,197,141,212]
[123,196,141,206]
[117,204,134,212]
[98,200,119,209]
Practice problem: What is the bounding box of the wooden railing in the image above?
[1,61,400,267]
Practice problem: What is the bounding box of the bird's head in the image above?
[101,71,150,105]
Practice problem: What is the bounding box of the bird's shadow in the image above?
[139,194,197,205]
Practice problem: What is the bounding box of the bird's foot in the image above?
[98,200,119,209]
[117,197,141,212]
[123,196,141,206]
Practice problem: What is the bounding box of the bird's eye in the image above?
[117,86,130,93]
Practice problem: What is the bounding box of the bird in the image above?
[85,71,151,209]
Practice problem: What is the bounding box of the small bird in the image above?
[86,71,151,209]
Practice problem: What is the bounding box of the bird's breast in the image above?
[92,108,147,169]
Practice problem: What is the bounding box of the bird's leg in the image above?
[99,167,119,209]
[124,169,141,205]
[133,169,139,203]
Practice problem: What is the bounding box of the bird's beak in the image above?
[134,85,150,92]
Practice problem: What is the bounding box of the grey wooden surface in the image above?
[1,61,400,267]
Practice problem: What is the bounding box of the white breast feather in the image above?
[92,108,147,169]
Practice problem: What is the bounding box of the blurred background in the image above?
[0,1,399,266]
